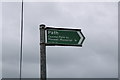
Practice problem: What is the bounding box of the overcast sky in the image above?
[2,1,118,78]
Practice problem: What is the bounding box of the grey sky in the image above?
[2,2,118,78]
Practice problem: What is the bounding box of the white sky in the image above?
[1,0,119,79]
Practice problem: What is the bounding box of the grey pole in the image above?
[20,0,23,80]
[40,24,46,80]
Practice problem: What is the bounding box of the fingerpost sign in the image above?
[45,27,85,46]
[39,24,85,80]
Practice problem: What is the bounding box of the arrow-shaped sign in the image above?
[45,27,85,47]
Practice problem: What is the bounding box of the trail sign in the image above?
[45,27,85,46]
[40,24,85,80]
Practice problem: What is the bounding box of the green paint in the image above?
[46,29,81,45]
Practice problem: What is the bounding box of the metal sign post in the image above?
[39,24,85,80]
[40,24,46,80]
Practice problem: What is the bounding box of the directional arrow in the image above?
[77,31,85,45]
[45,27,85,47]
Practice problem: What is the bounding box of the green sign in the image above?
[45,27,85,46]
